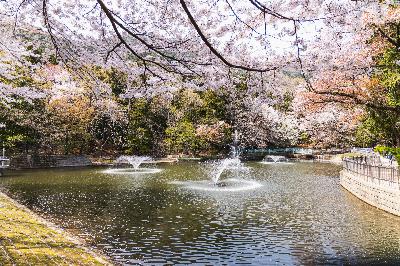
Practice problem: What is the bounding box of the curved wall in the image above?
[340,170,400,216]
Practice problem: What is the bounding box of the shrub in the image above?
[374,145,400,163]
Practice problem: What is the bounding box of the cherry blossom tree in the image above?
[0,0,397,152]
[304,3,400,110]
[1,0,389,95]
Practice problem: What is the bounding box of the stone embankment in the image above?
[8,154,181,169]
[0,192,112,265]
[10,155,92,169]
[340,158,400,216]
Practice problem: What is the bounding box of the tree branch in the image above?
[311,89,400,114]
[42,0,60,60]
[105,41,122,63]
[378,27,400,48]
[96,0,177,78]
[180,0,278,73]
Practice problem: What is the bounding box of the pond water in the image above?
[1,162,400,265]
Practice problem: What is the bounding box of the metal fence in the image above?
[343,157,399,184]
[245,147,350,155]
[0,156,10,168]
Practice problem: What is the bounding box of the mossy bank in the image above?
[0,192,112,265]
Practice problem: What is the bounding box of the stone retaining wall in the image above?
[340,170,400,216]
[9,155,92,169]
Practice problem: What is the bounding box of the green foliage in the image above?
[355,109,400,147]
[374,145,400,163]
[354,117,380,147]
[126,99,154,154]
[24,45,45,65]
[89,114,125,152]
[0,132,36,151]
[4,134,30,148]
[0,107,39,153]
[125,97,168,155]
[93,67,127,97]
[165,121,199,154]
[170,89,204,123]
[107,68,127,97]
[299,131,309,144]
[274,91,294,112]
[1,44,304,157]
[164,89,230,155]
[359,36,400,146]
[198,89,228,122]
[376,47,400,107]
[48,54,58,65]
[0,63,37,89]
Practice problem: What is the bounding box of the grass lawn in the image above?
[0,192,112,265]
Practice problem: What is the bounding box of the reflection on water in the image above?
[1,162,400,265]
[102,167,162,175]
[170,178,263,192]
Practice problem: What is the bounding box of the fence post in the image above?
[343,158,399,189]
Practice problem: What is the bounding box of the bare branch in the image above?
[42,0,59,60]
[105,41,123,63]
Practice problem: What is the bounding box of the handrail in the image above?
[0,157,10,168]
[342,157,399,184]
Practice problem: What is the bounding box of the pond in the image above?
[1,162,400,265]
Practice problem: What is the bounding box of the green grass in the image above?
[336,152,364,159]
[0,192,112,265]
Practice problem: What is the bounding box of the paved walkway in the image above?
[0,192,112,265]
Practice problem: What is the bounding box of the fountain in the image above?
[260,155,292,164]
[170,130,262,192]
[211,130,243,185]
[211,158,241,185]
[103,155,162,175]
[115,155,151,169]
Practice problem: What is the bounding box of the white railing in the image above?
[343,157,399,185]
[0,156,10,168]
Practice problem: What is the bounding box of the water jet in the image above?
[170,130,261,192]
[103,155,162,175]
